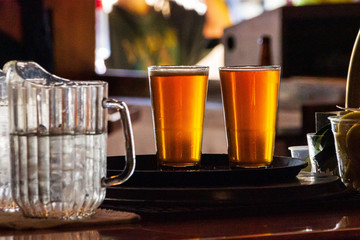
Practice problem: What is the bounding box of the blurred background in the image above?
[0,0,359,156]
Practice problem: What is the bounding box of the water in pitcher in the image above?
[10,132,107,218]
[0,106,10,201]
[0,105,17,211]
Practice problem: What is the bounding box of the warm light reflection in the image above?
[176,0,207,15]
[10,231,101,240]
[102,0,118,13]
[264,0,286,11]
[334,216,350,230]
[146,0,207,16]
[95,58,107,74]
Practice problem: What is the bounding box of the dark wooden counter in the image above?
[1,164,360,240]
[2,200,360,239]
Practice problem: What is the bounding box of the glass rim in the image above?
[148,65,209,70]
[23,79,108,88]
[71,80,108,86]
[306,132,323,137]
[219,65,281,71]
[328,115,360,123]
[288,145,308,150]
[148,65,209,76]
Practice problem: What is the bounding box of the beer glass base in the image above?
[158,161,200,170]
[230,161,270,169]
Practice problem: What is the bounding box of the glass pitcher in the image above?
[3,61,136,219]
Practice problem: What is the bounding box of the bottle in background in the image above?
[258,35,273,66]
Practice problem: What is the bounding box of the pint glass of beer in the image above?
[219,66,281,168]
[148,66,209,169]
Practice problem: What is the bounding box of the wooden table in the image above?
[0,155,357,239]
[3,156,359,239]
[2,203,360,239]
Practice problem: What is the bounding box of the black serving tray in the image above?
[107,154,307,187]
[104,154,347,213]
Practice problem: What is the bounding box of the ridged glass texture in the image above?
[0,70,18,212]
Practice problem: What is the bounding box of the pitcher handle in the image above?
[101,99,136,187]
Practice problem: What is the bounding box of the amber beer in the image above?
[148,66,209,168]
[219,66,281,168]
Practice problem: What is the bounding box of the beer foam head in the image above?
[148,65,209,76]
